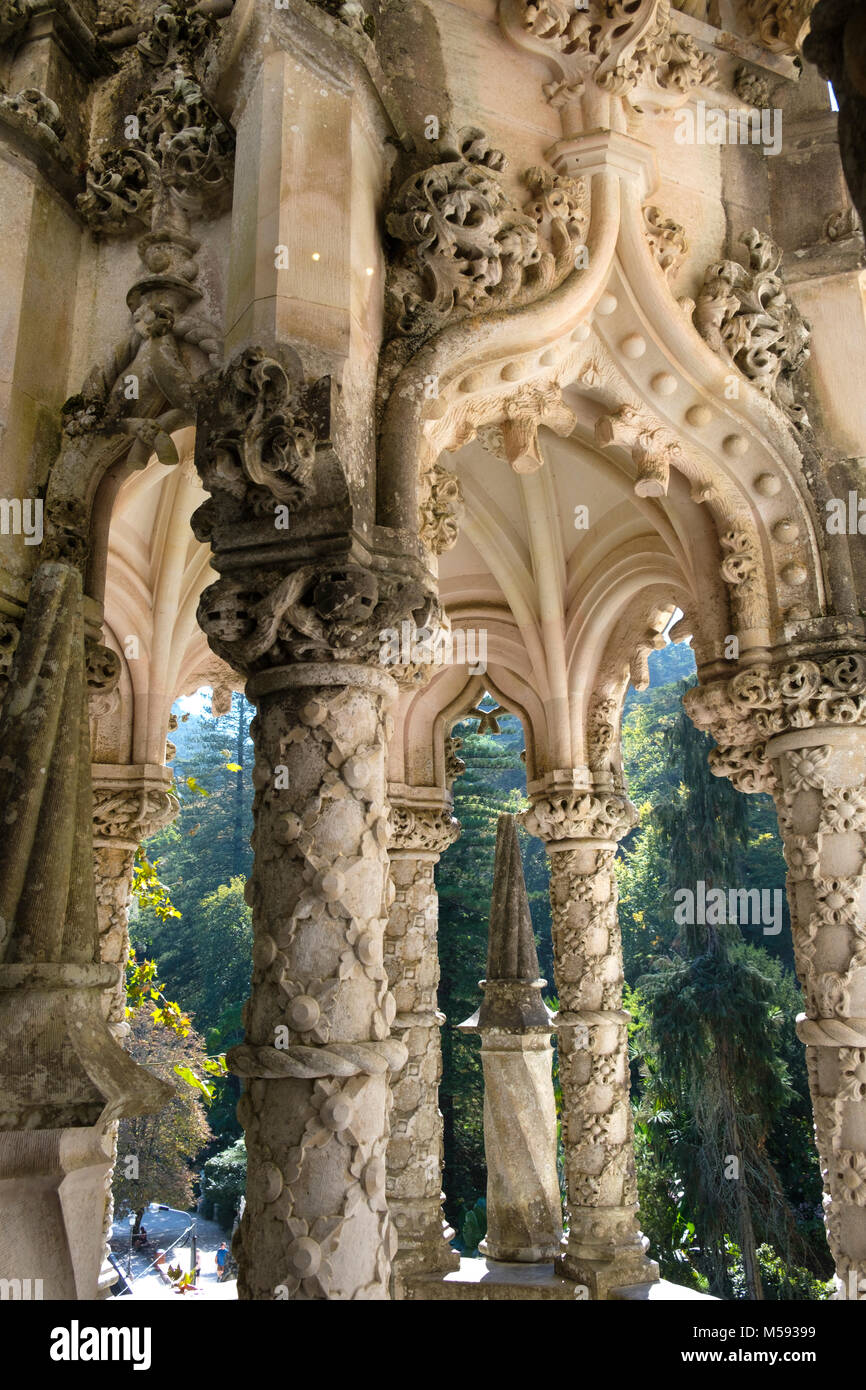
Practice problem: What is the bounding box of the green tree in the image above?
[631,687,814,1299]
[112,1007,213,1228]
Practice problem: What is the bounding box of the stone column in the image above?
[686,651,866,1298]
[192,343,441,1299]
[385,801,460,1289]
[0,563,171,1300]
[225,663,408,1300]
[90,764,178,1294]
[92,765,179,1039]
[522,789,659,1299]
[770,729,866,1299]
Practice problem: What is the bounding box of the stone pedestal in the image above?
[385,804,460,1288]
[522,791,659,1298]
[0,1125,115,1301]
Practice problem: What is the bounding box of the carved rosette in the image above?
[521,789,658,1295]
[385,805,461,1285]
[686,653,866,1295]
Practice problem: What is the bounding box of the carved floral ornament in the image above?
[521,790,638,843]
[92,785,178,844]
[194,347,322,523]
[499,0,718,111]
[70,2,235,236]
[77,67,234,234]
[196,564,436,674]
[684,653,866,791]
[383,129,586,362]
[693,229,811,430]
[388,806,461,855]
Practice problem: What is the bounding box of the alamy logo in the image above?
[673,881,783,936]
[379,621,487,675]
[674,101,782,157]
[0,497,43,545]
[0,1277,42,1299]
[49,1321,151,1371]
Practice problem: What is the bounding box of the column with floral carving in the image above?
[688,653,866,1299]
[385,802,460,1290]
[90,764,178,1293]
[522,789,659,1298]
[193,346,440,1299]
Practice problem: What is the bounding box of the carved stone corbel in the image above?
[595,403,683,497]
[744,0,818,54]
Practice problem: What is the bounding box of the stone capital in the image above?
[388,804,461,857]
[521,788,638,845]
[91,763,178,848]
[684,646,866,793]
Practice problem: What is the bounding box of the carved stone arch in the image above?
[377,50,830,657]
[45,407,193,596]
[390,657,544,796]
[566,566,689,774]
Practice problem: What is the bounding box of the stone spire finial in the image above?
[473,814,551,1031]
[458,813,561,1261]
[486,812,541,983]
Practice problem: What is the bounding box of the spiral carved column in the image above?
[522,789,659,1298]
[385,802,460,1290]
